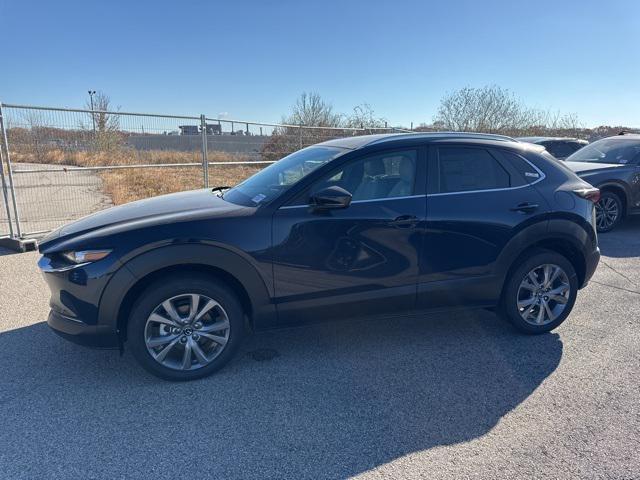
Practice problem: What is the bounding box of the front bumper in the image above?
[48,310,119,348]
[39,254,121,349]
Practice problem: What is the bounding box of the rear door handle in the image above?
[510,202,539,214]
[389,215,418,228]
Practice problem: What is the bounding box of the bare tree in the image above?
[433,85,582,137]
[20,110,48,160]
[344,103,387,130]
[261,93,344,162]
[83,91,122,151]
[284,92,342,127]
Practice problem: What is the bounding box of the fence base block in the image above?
[0,236,38,253]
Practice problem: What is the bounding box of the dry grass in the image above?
[11,148,245,167]
[12,148,263,205]
[101,165,261,205]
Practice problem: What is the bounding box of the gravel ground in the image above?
[0,218,639,479]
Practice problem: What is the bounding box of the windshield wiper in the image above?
[211,186,231,198]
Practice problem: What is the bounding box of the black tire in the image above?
[595,191,623,233]
[500,249,578,334]
[128,273,244,381]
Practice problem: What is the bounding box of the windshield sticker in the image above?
[619,158,628,164]
[525,172,539,178]
[252,193,267,204]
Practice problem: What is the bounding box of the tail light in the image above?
[573,187,600,204]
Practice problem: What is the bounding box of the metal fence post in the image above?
[0,119,15,238]
[298,122,303,149]
[0,102,21,238]
[200,114,209,188]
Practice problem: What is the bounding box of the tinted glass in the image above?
[545,141,580,158]
[223,146,345,207]
[437,147,510,193]
[500,151,542,184]
[566,138,640,164]
[293,150,418,204]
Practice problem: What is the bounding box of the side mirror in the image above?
[310,186,352,210]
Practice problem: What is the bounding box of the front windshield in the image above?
[566,137,640,164]
[222,146,346,207]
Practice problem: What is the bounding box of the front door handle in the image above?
[510,202,539,214]
[389,215,418,228]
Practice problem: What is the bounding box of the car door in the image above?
[272,147,426,325]
[417,144,549,309]
[626,150,640,214]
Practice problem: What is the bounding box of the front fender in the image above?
[97,243,277,335]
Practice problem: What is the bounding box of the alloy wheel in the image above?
[516,264,570,326]
[144,293,230,371]
[595,196,619,231]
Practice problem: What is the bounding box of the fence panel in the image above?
[0,160,12,238]
[0,105,17,238]
[2,105,210,235]
[1,103,395,237]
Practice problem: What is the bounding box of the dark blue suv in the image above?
[38,133,601,380]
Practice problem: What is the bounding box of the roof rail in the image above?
[365,131,517,147]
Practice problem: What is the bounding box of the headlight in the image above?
[61,249,112,264]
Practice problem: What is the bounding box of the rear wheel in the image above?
[595,191,623,233]
[500,250,578,334]
[128,274,244,381]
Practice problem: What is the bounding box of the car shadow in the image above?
[598,216,640,258]
[0,309,562,479]
[0,246,19,257]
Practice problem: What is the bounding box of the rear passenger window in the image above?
[437,147,510,193]
[499,151,542,184]
[545,142,577,158]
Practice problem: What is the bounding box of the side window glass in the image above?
[499,151,542,184]
[570,143,584,154]
[549,142,574,158]
[437,147,510,193]
[297,150,418,204]
[541,141,556,157]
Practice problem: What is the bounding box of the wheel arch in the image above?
[597,182,629,216]
[501,238,586,295]
[495,219,592,297]
[98,244,276,342]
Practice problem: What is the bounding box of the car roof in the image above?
[589,134,640,144]
[318,132,519,150]
[516,136,588,143]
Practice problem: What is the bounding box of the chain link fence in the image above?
[0,102,396,238]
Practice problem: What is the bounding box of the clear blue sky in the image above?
[1,0,638,127]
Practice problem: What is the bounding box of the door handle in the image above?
[389,215,418,228]
[510,202,539,214]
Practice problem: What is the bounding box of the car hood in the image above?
[563,161,626,174]
[40,189,247,246]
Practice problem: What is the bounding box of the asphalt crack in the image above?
[590,280,640,296]
[599,259,639,290]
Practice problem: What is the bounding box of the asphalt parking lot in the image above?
[1,219,639,479]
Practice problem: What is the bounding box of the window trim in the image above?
[429,146,545,197]
[279,193,426,210]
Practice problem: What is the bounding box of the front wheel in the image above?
[500,250,578,334]
[128,274,245,381]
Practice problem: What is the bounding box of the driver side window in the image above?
[292,149,418,205]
